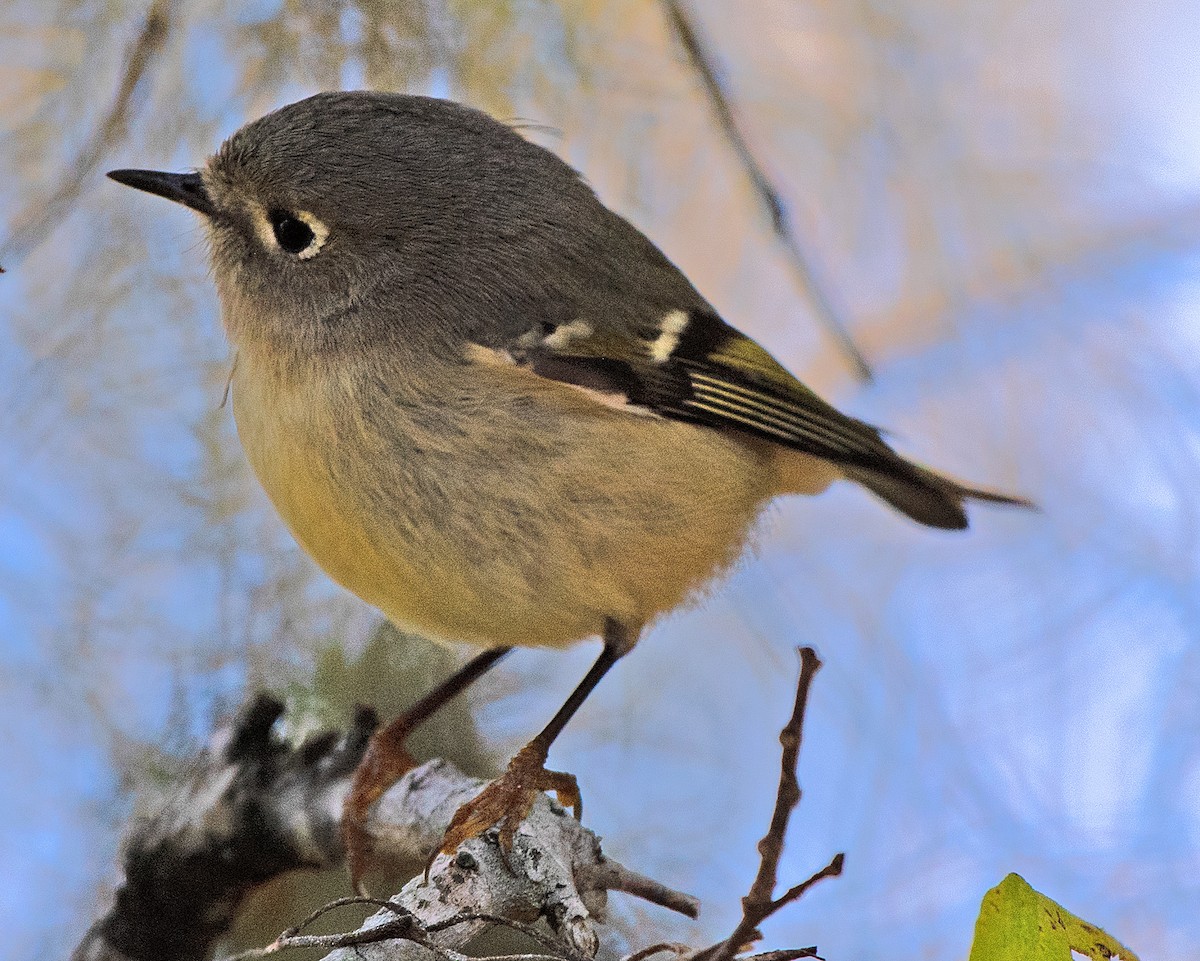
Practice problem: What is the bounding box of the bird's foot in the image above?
[437,742,581,859]
[343,717,418,895]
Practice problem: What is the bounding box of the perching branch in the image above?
[661,0,874,383]
[73,648,838,961]
[246,758,698,961]
[70,692,698,961]
[270,648,839,961]
[0,0,175,268]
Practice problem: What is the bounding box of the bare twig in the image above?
[693,648,843,961]
[423,912,592,959]
[222,912,425,961]
[576,859,701,919]
[770,854,845,915]
[740,950,821,961]
[271,895,408,942]
[622,943,692,961]
[661,0,873,382]
[742,647,821,914]
[0,0,175,267]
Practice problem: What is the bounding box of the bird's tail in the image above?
[842,460,1035,530]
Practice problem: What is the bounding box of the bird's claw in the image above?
[436,744,581,864]
[343,721,418,895]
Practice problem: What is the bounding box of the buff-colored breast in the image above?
[230,347,834,649]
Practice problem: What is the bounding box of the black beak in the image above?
[106,169,215,217]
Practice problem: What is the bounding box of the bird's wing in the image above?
[500,308,897,471]
[490,307,1034,530]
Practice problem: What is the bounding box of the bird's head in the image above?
[109,91,599,366]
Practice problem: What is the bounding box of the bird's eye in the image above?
[270,211,316,255]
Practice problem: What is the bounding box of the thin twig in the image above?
[661,0,873,382]
[220,914,425,961]
[622,943,692,961]
[423,912,588,961]
[461,955,575,961]
[0,0,175,267]
[741,950,822,961]
[577,858,701,918]
[770,853,845,914]
[274,895,408,941]
[743,648,821,915]
[693,648,843,961]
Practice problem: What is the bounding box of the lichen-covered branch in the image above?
[72,648,838,961]
[70,693,697,961]
[309,755,698,961]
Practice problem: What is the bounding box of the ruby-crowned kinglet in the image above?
[109,91,1031,887]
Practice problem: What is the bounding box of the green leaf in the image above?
[968,873,1139,961]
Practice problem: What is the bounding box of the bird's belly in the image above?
[231,359,775,650]
[236,434,605,649]
[233,405,419,628]
[229,393,595,647]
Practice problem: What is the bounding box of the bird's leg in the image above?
[343,646,511,893]
[436,619,637,860]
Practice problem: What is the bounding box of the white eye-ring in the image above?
[256,207,329,259]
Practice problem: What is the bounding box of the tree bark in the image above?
[70,693,696,961]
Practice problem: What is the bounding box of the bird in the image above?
[108,90,1032,891]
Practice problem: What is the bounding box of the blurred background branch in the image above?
[660,0,873,382]
[0,0,175,268]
